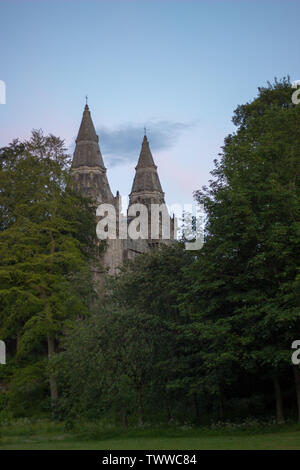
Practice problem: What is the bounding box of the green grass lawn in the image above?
[1,422,300,449]
[1,432,300,450]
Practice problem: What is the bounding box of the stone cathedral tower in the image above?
[128,135,175,246]
[71,104,115,204]
[71,104,175,274]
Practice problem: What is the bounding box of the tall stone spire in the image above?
[71,104,114,203]
[129,135,165,205]
[129,134,175,246]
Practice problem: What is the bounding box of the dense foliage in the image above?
[0,79,299,426]
[0,130,97,416]
[57,78,299,425]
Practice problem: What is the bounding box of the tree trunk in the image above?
[122,408,128,428]
[218,385,224,419]
[272,375,284,423]
[163,386,171,422]
[193,392,200,419]
[293,366,300,423]
[137,386,144,425]
[47,334,58,413]
[45,234,58,417]
[16,332,21,354]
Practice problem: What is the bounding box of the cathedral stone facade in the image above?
[71,104,176,274]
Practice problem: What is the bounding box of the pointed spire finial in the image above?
[144,126,147,136]
[129,133,164,204]
[85,95,88,106]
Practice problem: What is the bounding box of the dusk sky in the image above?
[1,0,299,208]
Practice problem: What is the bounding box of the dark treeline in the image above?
[0,78,299,426]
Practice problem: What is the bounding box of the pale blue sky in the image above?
[0,0,299,206]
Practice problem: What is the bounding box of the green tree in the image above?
[56,244,197,425]
[56,306,168,425]
[108,244,199,421]
[0,130,97,413]
[182,78,300,422]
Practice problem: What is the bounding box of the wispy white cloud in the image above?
[96,120,194,167]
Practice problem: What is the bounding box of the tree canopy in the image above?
[0,130,97,415]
